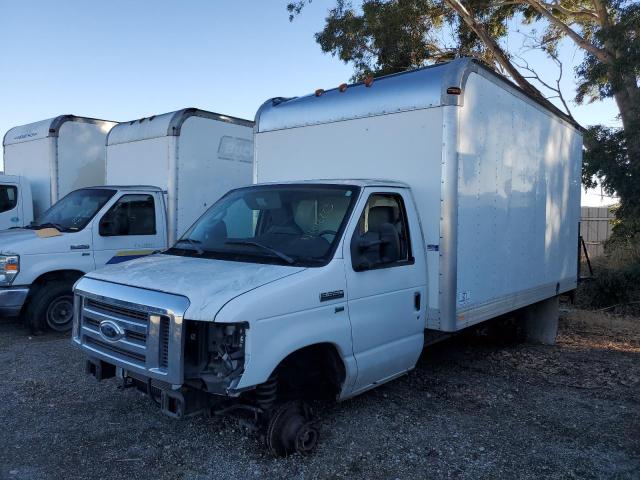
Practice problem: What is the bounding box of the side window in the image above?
[100,194,156,236]
[350,193,412,271]
[0,185,17,213]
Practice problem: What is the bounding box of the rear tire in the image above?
[27,282,75,333]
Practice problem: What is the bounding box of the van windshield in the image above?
[167,184,360,267]
[29,188,116,232]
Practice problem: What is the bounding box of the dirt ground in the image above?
[0,308,638,480]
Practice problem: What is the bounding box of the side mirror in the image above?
[351,233,385,271]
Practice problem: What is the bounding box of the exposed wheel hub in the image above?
[265,401,319,457]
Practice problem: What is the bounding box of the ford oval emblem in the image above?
[99,320,125,342]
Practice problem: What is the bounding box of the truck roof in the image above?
[3,115,116,147]
[85,185,163,192]
[253,179,410,189]
[255,57,583,134]
[107,108,254,146]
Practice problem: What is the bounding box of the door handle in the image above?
[70,244,90,250]
[414,292,421,311]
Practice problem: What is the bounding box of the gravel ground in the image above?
[0,309,638,480]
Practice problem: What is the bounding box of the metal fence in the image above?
[580,206,614,260]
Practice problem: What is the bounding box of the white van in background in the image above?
[2,115,117,227]
[0,108,253,333]
[0,175,33,231]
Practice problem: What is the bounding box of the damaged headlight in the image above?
[183,321,247,393]
[0,255,19,286]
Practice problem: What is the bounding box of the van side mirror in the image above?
[351,233,385,271]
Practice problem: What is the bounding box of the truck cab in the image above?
[0,186,167,331]
[72,180,427,454]
[0,175,33,230]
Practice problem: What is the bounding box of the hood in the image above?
[0,228,81,255]
[86,254,306,320]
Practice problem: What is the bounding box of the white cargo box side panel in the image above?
[3,138,54,218]
[256,108,443,313]
[57,121,113,196]
[176,116,253,240]
[106,137,172,191]
[454,72,582,329]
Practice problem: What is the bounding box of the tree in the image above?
[288,0,640,237]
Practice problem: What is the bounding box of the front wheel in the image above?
[27,282,75,333]
[265,401,319,457]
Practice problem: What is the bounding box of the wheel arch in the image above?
[26,269,86,302]
[268,342,348,399]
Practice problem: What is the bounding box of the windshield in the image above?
[29,189,116,232]
[167,184,360,267]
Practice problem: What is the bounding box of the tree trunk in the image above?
[610,72,640,164]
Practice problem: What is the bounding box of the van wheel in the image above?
[265,401,319,457]
[27,282,75,333]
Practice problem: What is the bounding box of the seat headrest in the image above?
[368,206,395,228]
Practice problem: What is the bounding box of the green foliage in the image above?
[578,262,640,311]
[576,2,640,104]
[313,0,446,80]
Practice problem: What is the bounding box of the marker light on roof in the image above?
[364,76,374,87]
[339,83,348,93]
[315,89,325,97]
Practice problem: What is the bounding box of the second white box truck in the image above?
[0,108,253,333]
[72,59,583,456]
[1,115,117,228]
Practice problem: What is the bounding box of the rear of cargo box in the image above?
[4,130,56,218]
[446,70,582,331]
[56,120,114,197]
[176,116,253,241]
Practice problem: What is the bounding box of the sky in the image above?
[0,0,620,206]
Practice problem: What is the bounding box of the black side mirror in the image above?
[351,233,386,271]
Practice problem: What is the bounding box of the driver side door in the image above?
[344,187,426,395]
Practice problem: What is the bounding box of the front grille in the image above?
[85,337,146,363]
[85,298,148,322]
[80,296,151,370]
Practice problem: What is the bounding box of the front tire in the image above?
[265,401,319,457]
[27,282,75,333]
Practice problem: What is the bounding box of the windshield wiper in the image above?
[225,240,295,264]
[174,238,204,255]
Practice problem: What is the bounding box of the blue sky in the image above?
[0,0,620,204]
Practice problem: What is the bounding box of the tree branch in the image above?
[539,1,599,21]
[443,0,549,103]
[523,0,613,63]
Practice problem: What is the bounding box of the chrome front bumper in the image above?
[0,286,29,316]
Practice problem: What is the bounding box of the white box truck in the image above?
[2,115,117,227]
[72,59,583,456]
[0,108,253,334]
